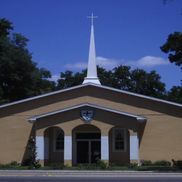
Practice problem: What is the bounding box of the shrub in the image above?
[0,161,20,169]
[136,166,174,171]
[9,161,19,166]
[153,160,171,167]
[172,159,182,169]
[49,163,65,170]
[140,160,152,166]
[130,162,138,168]
[97,160,108,169]
[22,136,41,169]
[76,164,98,170]
[140,160,171,167]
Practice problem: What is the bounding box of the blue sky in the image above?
[0,0,181,89]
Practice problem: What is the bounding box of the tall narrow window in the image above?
[55,130,64,151]
[113,128,125,151]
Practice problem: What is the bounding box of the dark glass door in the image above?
[77,141,89,163]
[91,141,101,163]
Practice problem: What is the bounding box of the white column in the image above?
[36,136,44,160]
[130,134,139,161]
[101,136,109,161]
[64,136,72,161]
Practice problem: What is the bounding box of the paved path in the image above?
[0,170,182,177]
[0,176,182,182]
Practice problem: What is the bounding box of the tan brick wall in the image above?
[0,86,181,164]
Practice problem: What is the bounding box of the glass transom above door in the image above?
[76,133,100,140]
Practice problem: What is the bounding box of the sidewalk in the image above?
[0,170,182,177]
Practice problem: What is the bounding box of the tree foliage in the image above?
[0,18,13,38]
[160,32,182,68]
[0,18,55,103]
[0,18,181,105]
[130,69,166,98]
[167,86,182,103]
[57,66,167,100]
[56,65,182,103]
[57,70,86,89]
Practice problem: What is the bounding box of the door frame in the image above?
[73,131,101,164]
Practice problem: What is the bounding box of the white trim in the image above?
[112,128,127,152]
[36,136,44,160]
[130,135,139,160]
[101,136,109,160]
[29,103,146,122]
[83,79,101,85]
[0,84,84,109]
[92,83,182,107]
[0,83,181,109]
[64,136,72,160]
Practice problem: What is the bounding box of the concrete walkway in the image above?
[0,170,182,177]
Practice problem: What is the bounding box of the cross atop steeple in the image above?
[87,13,97,26]
[82,13,101,85]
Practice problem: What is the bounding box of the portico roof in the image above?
[28,103,146,123]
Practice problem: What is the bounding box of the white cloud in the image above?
[135,56,169,67]
[96,56,169,68]
[63,56,168,71]
[64,62,87,69]
[96,56,168,69]
[63,57,120,71]
[96,56,120,69]
[48,74,60,82]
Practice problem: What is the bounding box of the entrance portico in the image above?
[72,125,101,165]
[30,103,146,166]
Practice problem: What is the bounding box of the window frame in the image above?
[54,128,64,152]
[112,128,126,152]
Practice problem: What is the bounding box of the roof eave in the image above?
[1,82,181,109]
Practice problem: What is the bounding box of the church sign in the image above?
[81,110,94,122]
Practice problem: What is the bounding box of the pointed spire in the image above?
[83,13,101,85]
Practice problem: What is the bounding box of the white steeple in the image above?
[83,13,101,85]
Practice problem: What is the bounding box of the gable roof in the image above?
[28,103,146,122]
[0,82,181,109]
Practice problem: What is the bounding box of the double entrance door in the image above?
[76,133,101,164]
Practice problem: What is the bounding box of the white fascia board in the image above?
[28,117,37,123]
[1,82,181,109]
[91,83,182,108]
[83,79,101,85]
[0,84,85,109]
[28,103,146,123]
[136,117,147,122]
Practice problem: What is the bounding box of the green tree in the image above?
[57,67,115,89]
[112,65,132,90]
[0,18,55,103]
[160,32,182,68]
[167,86,182,103]
[57,70,86,89]
[57,66,166,100]
[130,69,166,98]
[97,66,114,87]
[0,18,13,38]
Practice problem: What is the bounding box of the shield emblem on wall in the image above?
[81,110,94,122]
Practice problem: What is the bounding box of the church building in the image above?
[0,15,181,166]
